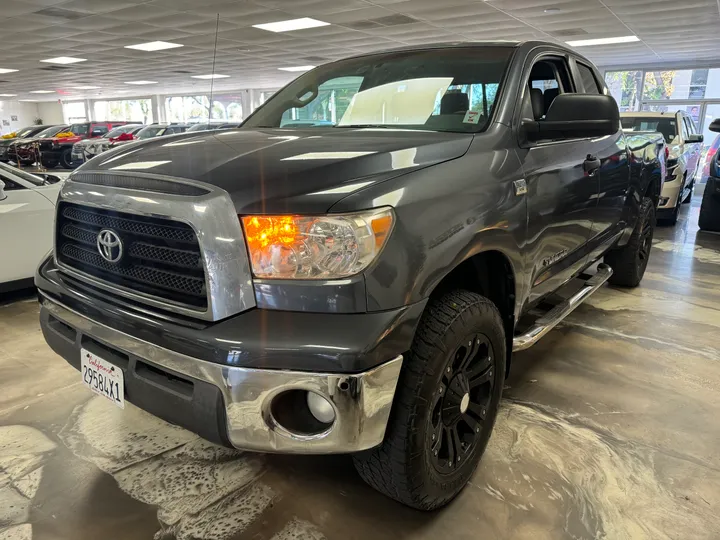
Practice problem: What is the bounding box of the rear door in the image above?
[571,57,629,252]
[516,53,600,304]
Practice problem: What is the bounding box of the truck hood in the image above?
[82,128,474,213]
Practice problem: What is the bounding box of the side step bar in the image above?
[513,263,613,352]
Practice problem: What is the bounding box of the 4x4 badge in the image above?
[514,179,528,196]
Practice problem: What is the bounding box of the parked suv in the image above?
[700,119,720,231]
[38,121,128,169]
[621,111,703,224]
[37,42,662,511]
[72,125,144,165]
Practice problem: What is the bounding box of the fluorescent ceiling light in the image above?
[72,85,101,90]
[278,65,315,72]
[125,41,184,52]
[253,17,329,33]
[0,93,17,97]
[41,56,86,64]
[0,68,18,74]
[566,35,640,47]
[124,81,158,85]
[19,99,37,102]
[29,90,55,94]
[191,74,230,79]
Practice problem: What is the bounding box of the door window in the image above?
[0,176,23,190]
[525,56,575,131]
[577,62,601,94]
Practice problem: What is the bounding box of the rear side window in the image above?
[577,62,601,94]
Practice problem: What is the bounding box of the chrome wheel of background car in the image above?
[428,333,495,475]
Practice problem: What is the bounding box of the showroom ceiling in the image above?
[1,0,719,101]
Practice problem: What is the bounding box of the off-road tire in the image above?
[41,159,58,169]
[606,196,655,287]
[353,290,505,511]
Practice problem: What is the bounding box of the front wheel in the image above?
[606,196,655,287]
[353,290,505,510]
[60,148,77,169]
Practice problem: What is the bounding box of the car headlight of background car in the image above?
[241,208,394,279]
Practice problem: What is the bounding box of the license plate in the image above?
[81,348,125,409]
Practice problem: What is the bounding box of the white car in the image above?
[621,111,704,224]
[0,163,64,291]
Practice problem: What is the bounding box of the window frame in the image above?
[515,51,583,147]
[574,59,603,94]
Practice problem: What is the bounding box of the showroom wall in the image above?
[0,100,41,134]
[37,102,64,125]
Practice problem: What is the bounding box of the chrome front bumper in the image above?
[41,295,403,454]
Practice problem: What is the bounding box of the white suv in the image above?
[621,111,704,224]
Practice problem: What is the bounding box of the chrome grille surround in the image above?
[54,172,256,321]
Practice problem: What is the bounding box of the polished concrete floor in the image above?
[2,190,719,540]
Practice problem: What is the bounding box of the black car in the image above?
[37,41,662,511]
[0,125,53,162]
[699,119,720,232]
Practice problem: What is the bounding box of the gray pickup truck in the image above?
[36,41,664,510]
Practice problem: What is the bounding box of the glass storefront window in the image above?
[165,95,210,123]
[94,99,153,123]
[605,71,642,112]
[63,101,87,124]
[641,69,720,101]
[211,93,244,122]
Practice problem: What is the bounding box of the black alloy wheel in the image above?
[428,333,495,474]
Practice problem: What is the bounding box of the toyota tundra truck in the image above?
[36,42,663,510]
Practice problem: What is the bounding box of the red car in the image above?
[38,121,130,169]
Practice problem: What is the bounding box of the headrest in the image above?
[441,92,469,114]
[530,88,544,120]
[544,88,560,113]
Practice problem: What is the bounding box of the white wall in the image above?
[0,100,40,135]
[37,101,64,125]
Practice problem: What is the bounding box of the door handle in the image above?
[584,154,601,175]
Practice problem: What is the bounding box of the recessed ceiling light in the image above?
[278,65,315,72]
[544,8,562,13]
[71,85,101,90]
[0,93,17,97]
[19,99,38,102]
[566,35,640,46]
[125,41,184,52]
[29,90,55,94]
[191,74,230,79]
[124,80,158,85]
[253,17,329,33]
[0,68,18,74]
[41,56,87,64]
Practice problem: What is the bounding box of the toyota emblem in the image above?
[97,229,123,263]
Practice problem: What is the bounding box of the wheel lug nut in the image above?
[482,409,486,415]
[457,457,461,462]
[434,451,438,456]
[476,427,480,433]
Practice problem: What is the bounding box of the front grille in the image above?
[39,140,53,151]
[56,202,207,309]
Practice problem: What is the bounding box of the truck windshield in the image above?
[621,117,677,144]
[136,126,165,139]
[244,47,514,133]
[68,123,89,136]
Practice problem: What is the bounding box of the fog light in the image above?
[306,391,335,424]
[659,197,669,207]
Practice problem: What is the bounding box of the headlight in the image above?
[241,208,394,279]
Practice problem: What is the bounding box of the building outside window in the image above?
[62,101,87,124]
[94,99,152,123]
[164,95,209,123]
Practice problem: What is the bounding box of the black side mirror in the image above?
[709,118,720,133]
[686,133,704,144]
[523,94,620,141]
[43,174,61,184]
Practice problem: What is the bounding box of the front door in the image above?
[516,54,600,304]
